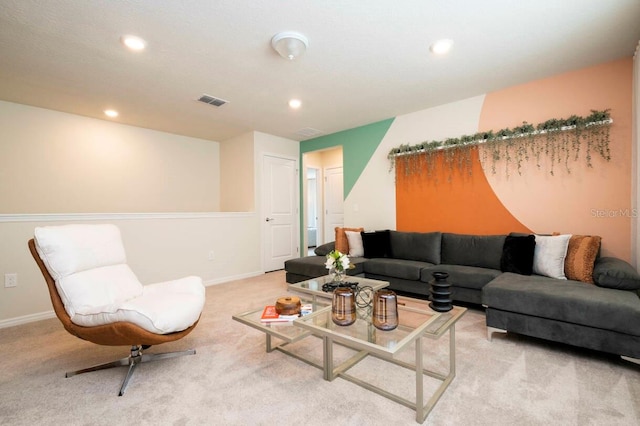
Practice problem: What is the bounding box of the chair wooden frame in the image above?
[28,239,200,395]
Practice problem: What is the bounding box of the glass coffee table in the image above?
[233,276,465,423]
[296,300,466,423]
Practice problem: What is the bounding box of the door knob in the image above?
[265,217,274,222]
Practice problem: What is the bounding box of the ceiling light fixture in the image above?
[104,109,119,118]
[271,32,308,60]
[430,39,454,55]
[120,35,147,51]
[289,99,302,109]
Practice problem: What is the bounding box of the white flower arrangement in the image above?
[325,250,352,273]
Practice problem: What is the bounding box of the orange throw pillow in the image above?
[335,227,364,254]
[564,235,601,283]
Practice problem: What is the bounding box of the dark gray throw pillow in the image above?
[593,257,640,290]
[500,235,536,275]
[361,230,391,258]
[314,241,335,256]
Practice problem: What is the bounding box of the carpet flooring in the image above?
[0,271,638,425]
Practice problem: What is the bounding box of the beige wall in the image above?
[633,43,640,268]
[220,132,254,212]
[0,100,220,213]
[0,104,299,326]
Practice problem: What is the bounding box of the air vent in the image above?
[295,127,323,138]
[197,94,229,107]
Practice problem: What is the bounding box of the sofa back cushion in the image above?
[335,227,364,254]
[361,230,391,258]
[441,233,506,270]
[389,231,442,264]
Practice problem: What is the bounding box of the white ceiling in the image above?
[1,0,639,142]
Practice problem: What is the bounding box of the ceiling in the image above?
[1,1,639,143]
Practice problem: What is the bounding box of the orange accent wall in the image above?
[396,148,531,234]
[395,57,632,261]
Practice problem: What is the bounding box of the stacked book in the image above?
[260,304,313,323]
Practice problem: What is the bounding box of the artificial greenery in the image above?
[388,109,612,180]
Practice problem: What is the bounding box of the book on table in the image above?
[260,304,313,323]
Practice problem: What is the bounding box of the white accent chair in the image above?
[29,224,205,396]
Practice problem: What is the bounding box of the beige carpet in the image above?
[0,271,638,425]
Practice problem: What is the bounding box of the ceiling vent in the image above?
[197,94,229,107]
[295,127,323,138]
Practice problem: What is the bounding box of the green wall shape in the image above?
[299,118,394,251]
[300,118,394,198]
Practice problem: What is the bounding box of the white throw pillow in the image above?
[533,234,572,279]
[345,230,364,257]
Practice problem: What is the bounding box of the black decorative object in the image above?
[429,272,452,312]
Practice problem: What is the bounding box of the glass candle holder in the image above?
[332,287,356,326]
[372,289,398,331]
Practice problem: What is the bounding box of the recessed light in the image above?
[120,35,146,51]
[430,39,454,55]
[104,109,119,118]
[289,99,302,109]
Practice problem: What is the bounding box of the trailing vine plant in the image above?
[388,109,612,179]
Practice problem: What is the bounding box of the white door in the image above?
[263,155,298,272]
[324,166,344,243]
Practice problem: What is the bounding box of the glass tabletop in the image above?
[288,275,389,298]
[232,297,331,343]
[295,304,466,357]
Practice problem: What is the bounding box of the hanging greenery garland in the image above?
[388,109,612,179]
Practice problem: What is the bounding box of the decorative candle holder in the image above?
[429,272,452,312]
[372,289,398,330]
[332,286,356,326]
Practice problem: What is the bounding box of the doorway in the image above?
[307,168,320,254]
[302,147,344,248]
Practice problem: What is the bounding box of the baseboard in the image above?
[0,310,55,329]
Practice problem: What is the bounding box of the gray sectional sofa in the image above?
[285,230,640,361]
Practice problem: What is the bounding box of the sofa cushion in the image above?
[564,235,601,283]
[483,272,640,337]
[421,264,502,290]
[314,241,335,256]
[335,227,364,254]
[593,257,640,290]
[364,258,433,281]
[533,234,571,279]
[284,255,366,278]
[441,233,505,270]
[500,235,536,275]
[361,230,391,258]
[345,231,364,257]
[389,231,441,264]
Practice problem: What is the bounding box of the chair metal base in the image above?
[65,345,196,396]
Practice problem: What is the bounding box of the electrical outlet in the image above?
[4,273,17,288]
[207,251,215,261]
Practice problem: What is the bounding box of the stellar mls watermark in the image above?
[591,208,638,218]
